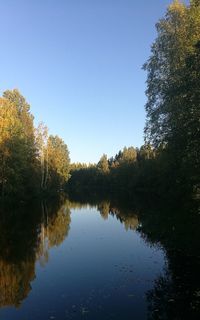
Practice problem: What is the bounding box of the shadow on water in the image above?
[138,197,200,320]
[68,192,200,319]
[0,192,199,319]
[0,196,71,308]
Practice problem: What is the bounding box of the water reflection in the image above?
[0,198,71,308]
[38,201,71,266]
[0,203,40,308]
[138,198,200,319]
[0,195,199,319]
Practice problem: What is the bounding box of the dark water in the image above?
[0,196,199,319]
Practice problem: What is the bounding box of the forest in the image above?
[68,0,200,199]
[0,89,70,199]
[0,0,200,201]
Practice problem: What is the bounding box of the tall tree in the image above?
[0,98,23,196]
[144,0,200,147]
[168,41,200,188]
[35,122,49,190]
[3,89,35,151]
[2,89,37,195]
[97,154,109,173]
[47,135,70,190]
[143,0,200,190]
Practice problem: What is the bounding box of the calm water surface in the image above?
[0,197,199,319]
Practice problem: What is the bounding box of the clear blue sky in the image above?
[0,0,187,163]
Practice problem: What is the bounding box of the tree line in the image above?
[68,146,157,196]
[68,0,200,198]
[0,89,70,199]
[1,0,199,200]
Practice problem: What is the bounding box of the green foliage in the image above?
[0,90,70,199]
[67,145,157,196]
[143,0,200,192]
[145,1,193,145]
[97,154,109,173]
[47,135,70,190]
[1,0,199,199]
[0,95,36,197]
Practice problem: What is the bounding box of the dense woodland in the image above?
[68,0,200,199]
[0,0,200,201]
[0,89,70,199]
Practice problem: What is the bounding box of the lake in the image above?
[0,196,199,319]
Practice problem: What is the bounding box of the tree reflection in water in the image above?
[0,197,71,307]
[68,193,200,319]
[138,197,200,319]
[0,194,199,319]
